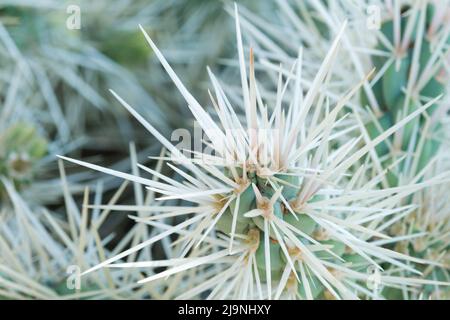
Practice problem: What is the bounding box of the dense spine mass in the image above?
[1,0,449,300]
[59,4,450,299]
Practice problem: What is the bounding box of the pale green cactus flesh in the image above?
[362,3,448,186]
[212,166,378,299]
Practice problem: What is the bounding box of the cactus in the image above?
[59,6,450,299]
[0,160,184,299]
[0,122,47,192]
[361,2,449,186]
[1,0,449,301]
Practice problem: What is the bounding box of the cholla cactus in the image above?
[382,146,450,300]
[0,158,180,300]
[239,0,449,184]
[2,0,447,301]
[355,0,450,186]
[235,0,450,298]
[0,122,47,194]
[59,6,449,299]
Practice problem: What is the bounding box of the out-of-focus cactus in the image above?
[378,134,450,300]
[99,30,149,68]
[0,122,47,191]
[1,0,448,301]
[0,1,169,150]
[59,8,449,299]
[362,2,449,186]
[237,1,450,299]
